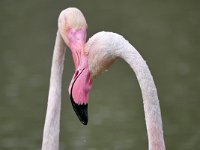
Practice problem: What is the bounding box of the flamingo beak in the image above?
[65,28,92,125]
[69,61,92,125]
[70,92,88,125]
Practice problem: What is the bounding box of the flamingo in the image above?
[42,7,166,150]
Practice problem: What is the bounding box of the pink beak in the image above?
[66,28,92,125]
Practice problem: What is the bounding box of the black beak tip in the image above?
[70,95,88,125]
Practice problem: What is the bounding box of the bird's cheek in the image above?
[67,28,86,51]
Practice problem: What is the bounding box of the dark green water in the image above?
[1,0,200,149]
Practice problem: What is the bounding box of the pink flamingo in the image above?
[42,8,166,150]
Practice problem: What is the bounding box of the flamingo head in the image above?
[58,8,92,125]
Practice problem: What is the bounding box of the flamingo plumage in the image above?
[42,7,166,150]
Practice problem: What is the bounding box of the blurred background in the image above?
[0,0,200,149]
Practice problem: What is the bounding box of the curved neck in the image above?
[42,32,66,150]
[119,40,166,150]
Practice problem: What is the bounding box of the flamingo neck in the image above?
[42,32,66,150]
[119,40,166,150]
[87,32,166,150]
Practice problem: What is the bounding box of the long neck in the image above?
[119,40,166,150]
[42,32,66,150]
